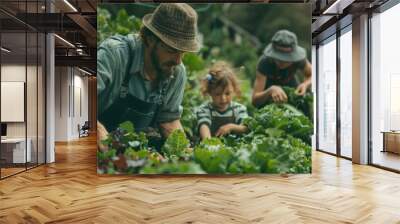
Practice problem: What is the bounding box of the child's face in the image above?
[210,84,234,112]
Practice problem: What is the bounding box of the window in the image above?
[370,3,400,171]
[0,1,47,179]
[339,27,352,158]
[317,35,337,154]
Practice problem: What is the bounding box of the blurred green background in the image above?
[97,3,311,72]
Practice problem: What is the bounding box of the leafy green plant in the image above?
[227,145,260,174]
[97,121,155,174]
[123,149,163,174]
[97,148,118,174]
[264,86,313,119]
[101,121,148,154]
[282,86,313,119]
[140,162,205,174]
[194,138,234,174]
[244,104,313,145]
[248,129,311,173]
[161,129,192,161]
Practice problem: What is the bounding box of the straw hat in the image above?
[263,30,306,62]
[143,3,201,52]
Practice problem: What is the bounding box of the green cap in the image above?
[263,30,306,62]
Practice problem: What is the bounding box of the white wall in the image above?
[1,82,25,122]
[55,66,69,141]
[1,65,26,139]
[0,65,40,137]
[1,65,26,81]
[55,67,89,141]
[72,73,89,138]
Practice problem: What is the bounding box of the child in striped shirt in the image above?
[196,61,249,140]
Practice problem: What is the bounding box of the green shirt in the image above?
[97,34,186,124]
[256,56,306,89]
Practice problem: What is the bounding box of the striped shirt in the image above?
[195,101,248,131]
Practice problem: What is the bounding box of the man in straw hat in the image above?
[252,29,312,107]
[97,3,200,151]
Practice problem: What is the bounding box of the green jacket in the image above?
[97,34,186,124]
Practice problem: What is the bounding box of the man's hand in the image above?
[295,82,308,96]
[159,119,183,138]
[97,121,109,152]
[267,85,287,103]
[215,124,234,137]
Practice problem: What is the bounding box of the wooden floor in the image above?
[1,163,45,178]
[1,135,400,224]
[1,167,26,178]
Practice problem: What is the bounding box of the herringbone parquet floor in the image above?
[1,135,400,224]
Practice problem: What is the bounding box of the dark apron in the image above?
[209,105,236,137]
[264,66,298,90]
[99,71,169,133]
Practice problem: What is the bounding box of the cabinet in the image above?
[0,138,32,164]
[382,131,400,154]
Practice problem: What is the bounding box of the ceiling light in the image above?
[78,68,92,76]
[323,0,343,15]
[54,34,75,48]
[76,48,85,55]
[63,0,78,12]
[1,47,11,53]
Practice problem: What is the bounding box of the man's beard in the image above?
[151,48,177,80]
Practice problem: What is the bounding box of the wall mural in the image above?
[96,3,313,175]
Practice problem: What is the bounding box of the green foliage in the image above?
[98,115,312,174]
[123,149,163,174]
[97,121,156,174]
[101,121,149,154]
[227,145,260,174]
[180,53,207,140]
[183,53,206,73]
[244,104,313,145]
[161,129,191,160]
[97,8,142,45]
[203,27,259,84]
[282,87,313,119]
[225,4,311,61]
[97,149,118,174]
[248,130,311,173]
[140,162,205,174]
[194,138,234,174]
